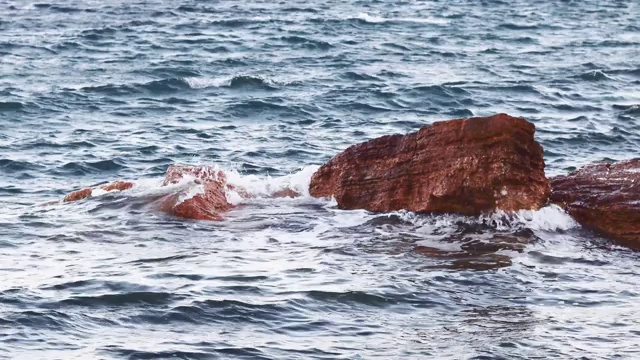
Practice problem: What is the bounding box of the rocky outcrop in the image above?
[550,159,640,249]
[309,113,550,215]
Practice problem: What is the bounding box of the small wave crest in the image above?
[184,75,292,90]
[224,165,319,204]
[350,13,449,25]
[391,205,578,232]
[94,165,320,206]
[78,74,293,96]
[0,159,42,173]
[58,159,126,175]
[0,101,25,111]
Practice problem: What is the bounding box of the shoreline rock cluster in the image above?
[61,113,640,249]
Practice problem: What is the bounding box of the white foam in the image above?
[183,75,284,90]
[90,188,109,197]
[106,173,211,205]
[89,183,138,198]
[177,183,205,205]
[224,165,320,204]
[389,204,577,232]
[353,12,449,25]
[183,77,229,89]
[108,164,320,206]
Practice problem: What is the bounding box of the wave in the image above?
[227,75,278,90]
[225,99,309,117]
[498,23,546,30]
[209,17,273,28]
[0,101,25,111]
[48,5,84,13]
[350,13,449,25]
[0,159,42,173]
[60,291,174,306]
[21,140,97,150]
[487,84,541,94]
[342,71,382,81]
[184,75,293,90]
[280,35,333,50]
[612,104,640,115]
[80,74,283,96]
[403,84,470,99]
[58,159,126,176]
[305,290,396,307]
[106,349,214,360]
[608,68,640,78]
[386,205,577,232]
[175,4,216,14]
[72,165,319,207]
[578,70,613,81]
[282,7,319,13]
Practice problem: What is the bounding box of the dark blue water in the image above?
[2,0,640,358]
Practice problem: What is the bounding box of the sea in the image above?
[1,0,639,359]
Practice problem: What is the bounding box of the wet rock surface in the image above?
[550,159,640,249]
[310,114,550,215]
[158,165,234,221]
[63,180,134,202]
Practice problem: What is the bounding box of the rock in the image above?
[60,164,303,221]
[63,180,134,202]
[271,188,301,198]
[550,159,640,249]
[309,113,550,215]
[157,165,233,221]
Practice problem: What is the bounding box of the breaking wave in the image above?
[79,163,579,234]
[350,12,449,25]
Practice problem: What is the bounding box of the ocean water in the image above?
[1,0,640,359]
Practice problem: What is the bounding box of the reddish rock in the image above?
[63,188,93,202]
[63,180,134,202]
[157,165,233,221]
[550,159,640,249]
[272,188,301,198]
[163,165,225,186]
[102,180,134,192]
[309,113,550,215]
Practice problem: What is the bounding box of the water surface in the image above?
[1,0,640,358]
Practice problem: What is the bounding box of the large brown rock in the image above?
[550,159,640,249]
[309,113,550,215]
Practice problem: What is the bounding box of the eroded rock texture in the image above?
[309,113,550,215]
[158,165,233,221]
[550,159,640,249]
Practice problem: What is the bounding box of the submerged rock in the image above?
[62,165,233,221]
[158,165,233,221]
[309,113,550,215]
[63,180,134,202]
[61,164,301,221]
[550,159,640,249]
